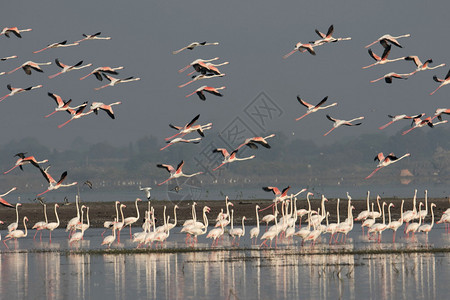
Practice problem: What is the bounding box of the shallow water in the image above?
[0,225,449,299]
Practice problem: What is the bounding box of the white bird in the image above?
[323,115,364,136]
[312,25,351,45]
[139,186,152,200]
[404,56,445,75]
[8,203,22,232]
[123,198,142,239]
[249,205,261,244]
[45,204,60,243]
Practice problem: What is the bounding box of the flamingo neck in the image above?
[55,205,60,226]
[135,199,140,220]
[23,218,28,237]
[255,206,260,230]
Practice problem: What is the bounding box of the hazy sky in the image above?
[1,0,450,151]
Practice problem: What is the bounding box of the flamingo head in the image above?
[136,198,142,202]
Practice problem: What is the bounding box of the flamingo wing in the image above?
[314,96,329,109]
[445,69,450,80]
[57,171,68,185]
[368,49,381,61]
[404,56,421,67]
[176,160,185,172]
[262,186,280,195]
[326,24,334,37]
[48,92,64,106]
[157,164,175,173]
[381,45,391,59]
[55,59,65,69]
[296,96,313,109]
[213,148,229,157]
[0,197,14,208]
[326,114,337,122]
[186,114,200,128]
[94,72,103,81]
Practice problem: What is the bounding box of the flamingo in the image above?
[166,205,179,231]
[229,211,246,246]
[36,166,77,196]
[0,27,32,38]
[165,114,212,140]
[172,41,219,54]
[416,190,429,221]
[355,191,371,222]
[312,24,352,45]
[388,200,404,243]
[435,108,450,121]
[48,59,92,79]
[123,198,142,239]
[45,204,60,243]
[160,137,202,151]
[283,42,317,58]
[94,74,140,90]
[403,190,418,232]
[33,40,79,53]
[32,203,48,241]
[418,203,436,241]
[178,57,220,73]
[365,152,411,179]
[69,206,87,246]
[157,160,203,185]
[79,66,124,81]
[58,102,94,128]
[249,205,261,244]
[187,61,229,76]
[76,32,111,43]
[362,45,405,69]
[1,55,17,61]
[0,84,42,102]
[323,115,364,136]
[365,33,411,48]
[215,198,234,228]
[114,204,126,243]
[89,101,121,119]
[184,206,210,246]
[66,195,81,237]
[4,155,48,174]
[370,72,411,83]
[7,202,22,232]
[260,212,279,248]
[45,92,82,118]
[402,116,447,135]
[405,202,423,238]
[154,215,171,247]
[178,73,225,88]
[139,186,152,200]
[295,96,337,121]
[404,56,445,75]
[368,202,388,243]
[378,113,425,130]
[236,134,276,150]
[362,203,376,236]
[212,148,255,171]
[185,86,226,100]
[75,205,90,232]
[430,69,450,95]
[102,201,120,236]
[7,61,52,75]
[207,222,225,247]
[3,217,28,249]
[101,219,117,248]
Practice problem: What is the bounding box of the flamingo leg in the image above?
[58,118,74,128]
[213,163,226,171]
[36,189,50,197]
[323,127,336,136]
[283,49,297,59]
[94,84,109,91]
[159,143,173,151]
[164,132,184,141]
[3,165,19,174]
[158,177,173,186]
[79,73,92,80]
[295,112,310,121]
[178,65,190,73]
[178,80,194,88]
[0,94,10,102]
[365,167,382,179]
[7,66,22,74]
[49,231,52,244]
[129,226,132,239]
[402,127,416,135]
[378,121,394,130]
[362,63,377,69]
[430,85,444,96]
[33,48,48,54]
[48,72,63,79]
[44,110,59,118]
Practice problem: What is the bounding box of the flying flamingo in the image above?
[90,101,122,119]
[402,116,447,135]
[172,41,219,54]
[94,74,140,90]
[48,59,92,79]
[378,113,424,130]
[79,66,124,80]
[36,166,78,196]
[157,160,203,185]
[45,204,60,243]
[435,108,450,121]
[160,137,202,151]
[187,61,229,76]
[3,216,28,249]
[76,32,111,43]
[212,148,255,171]
[323,115,364,136]
[362,45,405,69]
[178,73,225,88]
[123,198,142,239]
[236,134,276,150]
[7,61,52,75]
[0,27,32,38]
[370,72,411,83]
[0,187,17,208]
[283,42,317,58]
[295,96,337,121]
[365,33,411,48]
[312,24,352,45]
[185,86,226,100]
[404,56,445,75]
[178,57,220,73]
[165,114,212,140]
[0,84,42,102]
[45,92,82,118]
[365,152,411,179]
[3,154,48,174]
[33,40,79,53]
[1,55,17,61]
[58,102,94,128]
[430,69,450,95]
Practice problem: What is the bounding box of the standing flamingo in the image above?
[236,134,276,150]
[7,202,22,232]
[249,205,261,244]
[185,86,226,100]
[418,203,436,240]
[79,66,124,80]
[123,198,142,239]
[323,115,364,136]
[32,203,48,241]
[114,204,126,243]
[0,84,42,102]
[430,69,450,95]
[69,206,87,246]
[405,202,423,238]
[101,219,117,248]
[212,148,255,171]
[365,33,411,48]
[36,166,77,196]
[362,45,405,69]
[94,74,140,90]
[76,32,111,43]
[365,152,410,179]
[172,41,219,54]
[3,216,28,249]
[45,204,60,243]
[368,202,388,243]
[312,24,352,45]
[157,160,203,185]
[388,200,404,243]
[58,103,94,128]
[90,101,122,119]
[229,211,246,246]
[283,42,317,58]
[7,61,52,75]
[0,27,32,38]
[48,59,92,79]
[295,96,337,121]
[165,114,212,141]
[378,113,424,130]
[33,40,79,53]
[66,195,81,237]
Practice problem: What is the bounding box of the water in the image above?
[0,225,449,299]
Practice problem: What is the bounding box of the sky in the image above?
[1,0,450,151]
